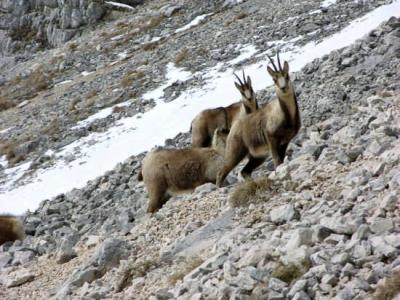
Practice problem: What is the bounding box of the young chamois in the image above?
[216,53,301,187]
[191,71,258,147]
[0,215,25,245]
[138,128,229,213]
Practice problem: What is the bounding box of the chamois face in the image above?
[234,72,258,113]
[267,55,292,97]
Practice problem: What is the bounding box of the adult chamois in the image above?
[216,53,301,187]
[0,215,25,245]
[138,128,228,213]
[191,71,259,147]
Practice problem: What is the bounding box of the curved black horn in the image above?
[277,51,282,72]
[234,72,244,86]
[242,69,246,85]
[267,54,278,72]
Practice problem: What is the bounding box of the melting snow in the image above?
[228,45,258,66]
[105,1,135,10]
[175,13,213,34]
[1,0,400,214]
[321,0,338,8]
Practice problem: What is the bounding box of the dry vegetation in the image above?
[167,256,204,285]
[175,48,189,66]
[373,270,400,300]
[142,41,159,51]
[0,141,25,165]
[0,96,15,111]
[120,71,145,88]
[271,261,310,284]
[229,177,276,207]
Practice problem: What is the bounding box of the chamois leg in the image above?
[278,143,289,163]
[240,156,266,179]
[146,183,168,214]
[216,140,247,187]
[269,137,283,169]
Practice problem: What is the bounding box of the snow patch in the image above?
[228,45,258,66]
[105,1,135,10]
[175,13,213,33]
[321,0,337,8]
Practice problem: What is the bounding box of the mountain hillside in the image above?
[0,0,399,299]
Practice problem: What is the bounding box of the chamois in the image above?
[138,128,228,213]
[0,215,25,245]
[216,53,301,187]
[191,71,258,147]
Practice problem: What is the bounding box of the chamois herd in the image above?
[0,54,300,246]
[139,53,301,213]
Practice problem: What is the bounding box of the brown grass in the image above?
[141,15,164,31]
[0,141,25,165]
[175,49,189,66]
[114,258,160,292]
[67,42,78,51]
[229,177,273,207]
[235,12,248,20]
[142,41,159,51]
[167,256,204,285]
[373,270,400,300]
[0,96,15,111]
[271,261,310,284]
[120,71,145,88]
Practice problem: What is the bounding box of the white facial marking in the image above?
[244,90,251,99]
[278,77,286,89]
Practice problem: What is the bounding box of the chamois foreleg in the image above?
[192,126,211,147]
[216,139,247,187]
[268,136,283,169]
[278,143,289,163]
[240,156,266,178]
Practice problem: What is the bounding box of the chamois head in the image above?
[234,70,258,114]
[267,52,292,98]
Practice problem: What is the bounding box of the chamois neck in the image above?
[275,83,298,121]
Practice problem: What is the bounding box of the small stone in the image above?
[321,274,338,286]
[292,291,311,300]
[286,228,313,251]
[270,204,300,224]
[269,277,288,291]
[331,253,350,265]
[370,218,394,234]
[1,269,35,288]
[313,225,333,242]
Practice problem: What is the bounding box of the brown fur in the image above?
[140,129,228,213]
[216,57,301,187]
[0,215,25,245]
[191,72,258,147]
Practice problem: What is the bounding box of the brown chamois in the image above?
[216,53,301,187]
[138,128,229,213]
[0,215,25,245]
[190,71,258,147]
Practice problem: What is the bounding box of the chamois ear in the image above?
[234,82,242,92]
[246,76,252,88]
[283,61,289,74]
[267,66,275,77]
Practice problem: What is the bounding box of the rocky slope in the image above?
[1,1,400,300]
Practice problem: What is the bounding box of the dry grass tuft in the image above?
[373,270,400,300]
[0,141,25,165]
[67,42,78,51]
[115,258,160,292]
[229,177,273,207]
[235,12,248,20]
[271,261,310,284]
[0,96,15,111]
[167,256,204,285]
[141,15,164,31]
[120,71,145,88]
[142,41,159,51]
[175,49,189,66]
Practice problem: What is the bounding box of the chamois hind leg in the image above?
[216,139,247,187]
[240,156,266,179]
[146,182,168,214]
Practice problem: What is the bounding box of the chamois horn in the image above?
[267,54,278,72]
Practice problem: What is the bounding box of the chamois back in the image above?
[0,215,25,245]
